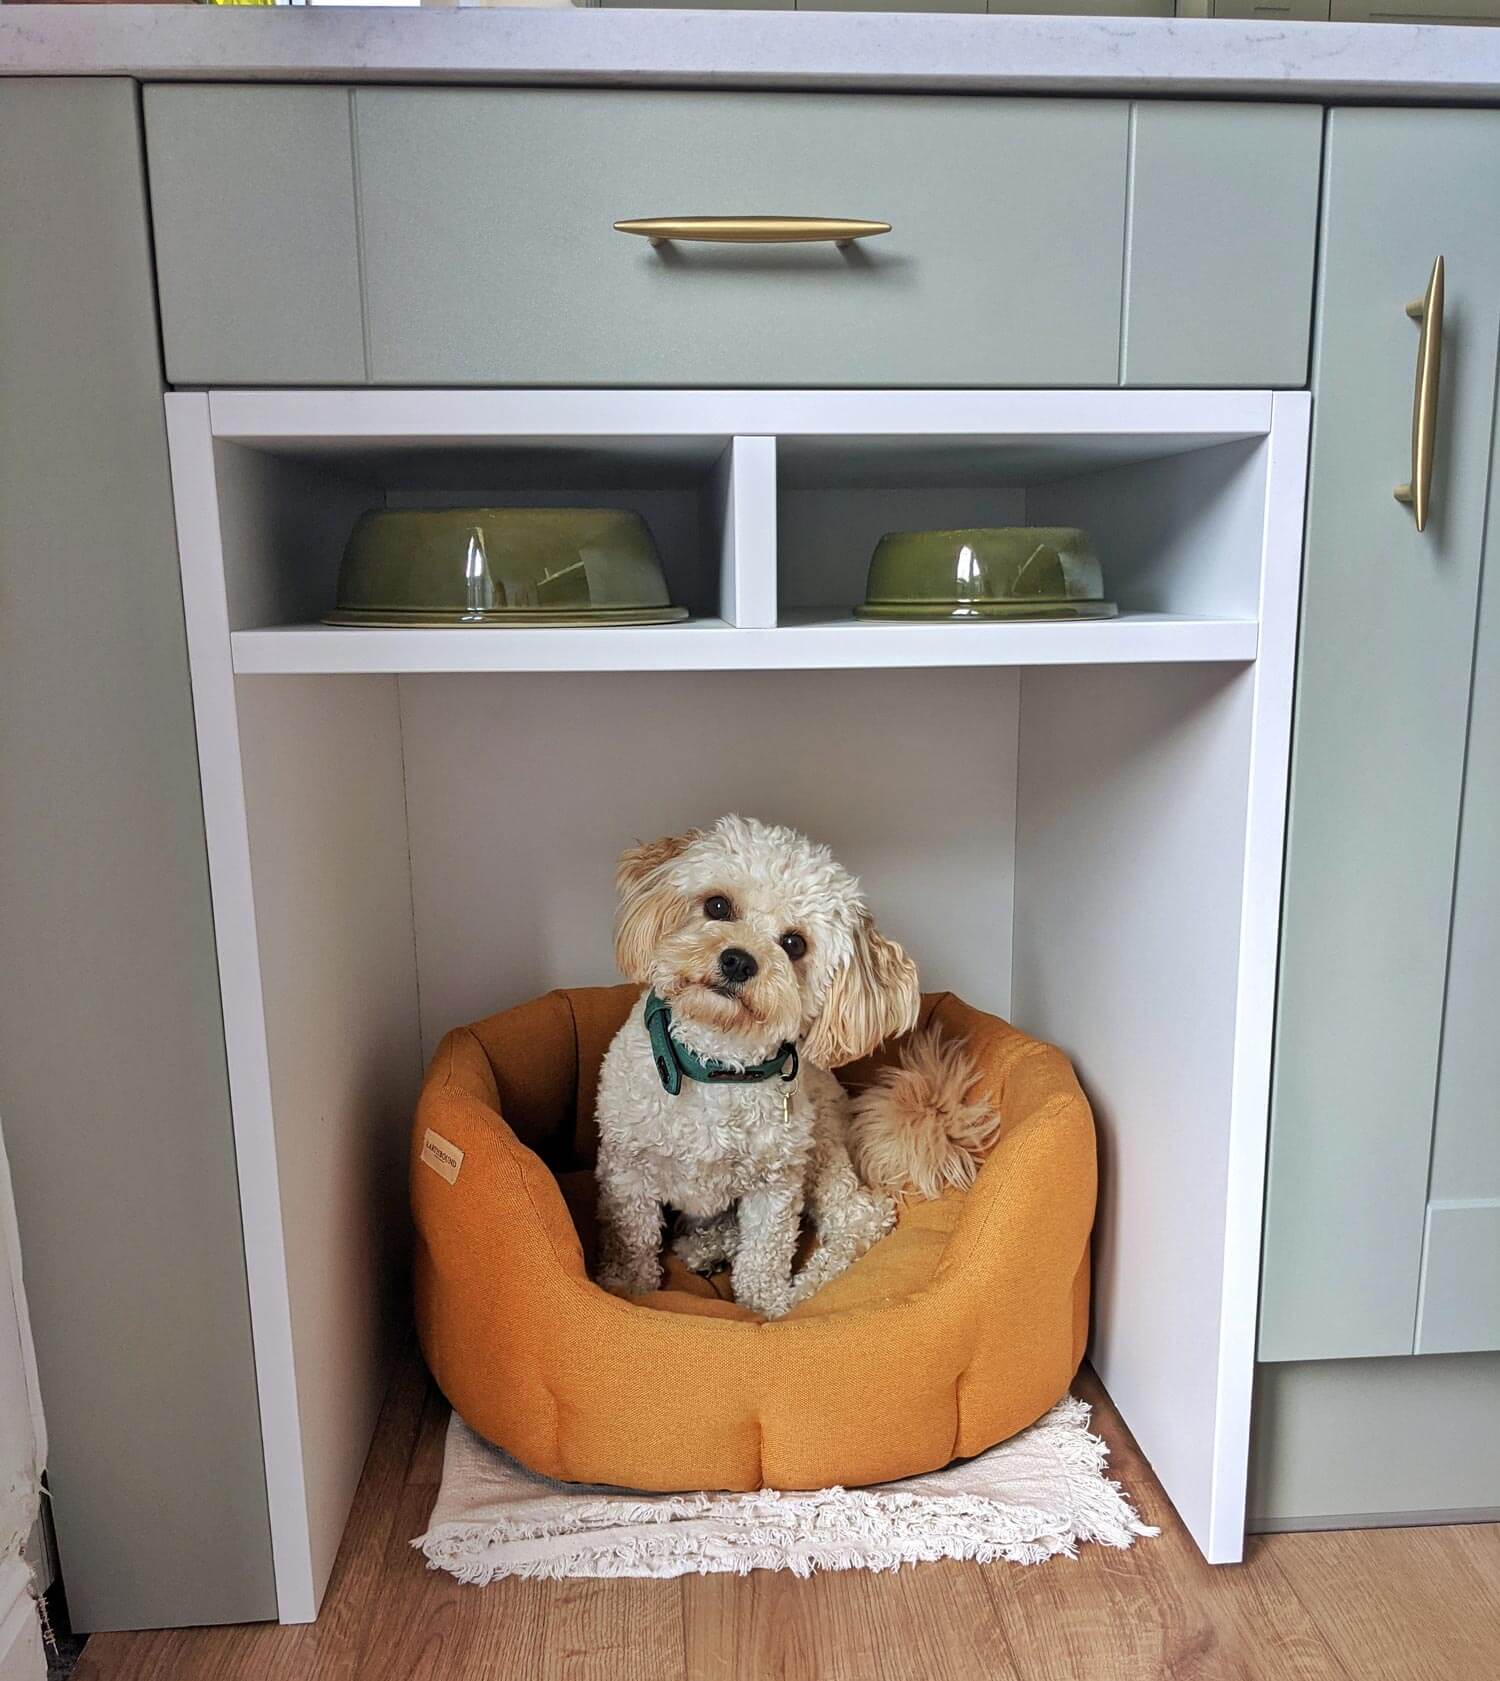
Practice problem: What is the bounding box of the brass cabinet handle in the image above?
[614,215,891,245]
[1394,255,1445,533]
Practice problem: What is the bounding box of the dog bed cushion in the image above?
[411,985,1095,1492]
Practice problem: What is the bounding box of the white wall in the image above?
[398,665,1021,1058]
[0,1123,45,1681]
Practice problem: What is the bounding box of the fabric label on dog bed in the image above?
[422,1129,465,1186]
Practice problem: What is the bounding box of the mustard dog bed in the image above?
[411,985,1095,1492]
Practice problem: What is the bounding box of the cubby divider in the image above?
[712,434,778,628]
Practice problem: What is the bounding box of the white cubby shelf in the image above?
[231,613,1258,675]
[165,386,1310,1623]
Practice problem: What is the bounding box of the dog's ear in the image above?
[613,830,701,983]
[802,911,920,1070]
[615,831,700,896]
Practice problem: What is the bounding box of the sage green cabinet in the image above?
[142,86,1323,391]
[1120,103,1321,387]
[1261,108,1500,1363]
[145,85,366,386]
[1,77,274,1629]
[353,90,1128,387]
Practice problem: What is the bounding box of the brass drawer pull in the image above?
[614,215,891,246]
[1394,255,1444,533]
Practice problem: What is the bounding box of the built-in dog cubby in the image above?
[167,388,1309,1621]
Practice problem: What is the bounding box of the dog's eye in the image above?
[704,895,733,921]
[779,931,808,962]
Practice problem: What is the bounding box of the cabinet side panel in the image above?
[1012,661,1254,1559]
[0,80,275,1630]
[235,675,422,1599]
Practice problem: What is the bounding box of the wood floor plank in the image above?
[981,1526,1352,1681]
[1260,1522,1500,1681]
[981,1372,1353,1681]
[683,1556,1023,1680]
[358,1484,688,1681]
[76,1342,429,1681]
[305,1339,438,1679]
[406,1380,451,1490]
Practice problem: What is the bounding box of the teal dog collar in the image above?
[644,990,799,1097]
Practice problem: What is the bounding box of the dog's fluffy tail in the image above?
[848,1026,1002,1203]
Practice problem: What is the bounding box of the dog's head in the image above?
[612,815,919,1067]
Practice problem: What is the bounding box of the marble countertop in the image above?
[3,7,1499,103]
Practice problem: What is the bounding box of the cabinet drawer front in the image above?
[1122,103,1322,387]
[354,90,1127,388]
[145,86,366,387]
[1261,108,1500,1362]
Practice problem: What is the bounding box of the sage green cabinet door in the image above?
[1261,109,1500,1362]
[145,85,366,385]
[1416,399,1500,1355]
[1122,103,1322,387]
[354,90,1127,387]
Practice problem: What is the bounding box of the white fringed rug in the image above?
[414,1395,1157,1584]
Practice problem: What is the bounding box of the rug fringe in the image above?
[415,1396,1158,1584]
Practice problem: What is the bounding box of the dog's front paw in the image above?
[858,1187,898,1246]
[738,1283,794,1320]
[730,1267,794,1320]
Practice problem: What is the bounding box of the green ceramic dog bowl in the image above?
[326,507,688,627]
[856,526,1116,621]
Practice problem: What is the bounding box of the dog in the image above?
[592,815,997,1319]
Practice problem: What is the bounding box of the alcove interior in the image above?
[233,654,1255,1585]
[200,407,1279,1589]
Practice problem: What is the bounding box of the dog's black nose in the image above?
[718,947,758,985]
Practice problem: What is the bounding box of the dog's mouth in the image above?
[674,976,768,1026]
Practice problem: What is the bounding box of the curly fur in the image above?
[849,1026,1003,1203]
[593,815,920,1319]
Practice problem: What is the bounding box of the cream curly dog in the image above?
[593,815,926,1319]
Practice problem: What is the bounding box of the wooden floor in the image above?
[78,1347,1500,1681]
